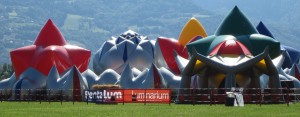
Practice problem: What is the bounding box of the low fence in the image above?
[0,89,172,105]
[175,88,300,106]
[0,88,299,105]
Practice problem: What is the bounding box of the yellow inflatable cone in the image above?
[178,17,207,46]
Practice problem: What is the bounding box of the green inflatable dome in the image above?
[187,6,281,59]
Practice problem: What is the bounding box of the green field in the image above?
[0,102,300,117]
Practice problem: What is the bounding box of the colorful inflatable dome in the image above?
[10,19,91,78]
[93,30,181,89]
[177,6,282,103]
[93,30,155,75]
[1,19,91,100]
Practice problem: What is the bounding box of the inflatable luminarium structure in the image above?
[92,30,181,89]
[93,30,155,75]
[176,6,283,103]
[0,20,91,100]
[0,6,300,103]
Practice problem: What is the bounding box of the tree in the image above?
[0,63,14,80]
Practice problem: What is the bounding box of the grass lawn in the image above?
[0,101,300,117]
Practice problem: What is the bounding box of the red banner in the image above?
[85,89,171,104]
[123,89,170,103]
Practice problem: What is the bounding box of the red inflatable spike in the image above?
[34,19,67,47]
[153,64,162,89]
[10,19,90,78]
[158,37,189,75]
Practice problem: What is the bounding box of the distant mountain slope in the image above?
[0,0,220,64]
[1,0,299,65]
